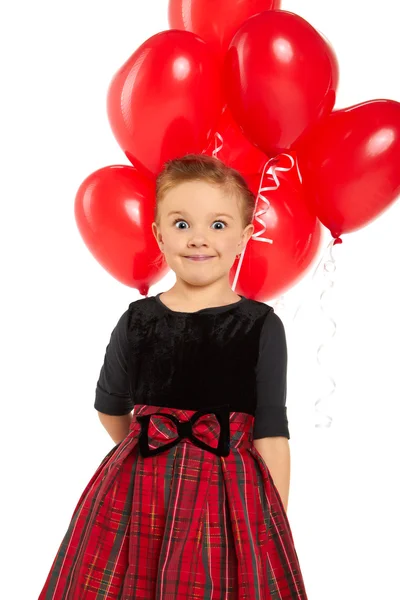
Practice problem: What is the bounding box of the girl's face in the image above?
[152,180,254,286]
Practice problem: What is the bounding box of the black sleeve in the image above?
[94,308,134,416]
[253,309,290,440]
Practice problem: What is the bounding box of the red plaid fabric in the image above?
[38,405,308,599]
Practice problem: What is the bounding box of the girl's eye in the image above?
[172,219,188,229]
[212,221,228,229]
[172,219,227,229]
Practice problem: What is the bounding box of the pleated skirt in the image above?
[38,404,308,599]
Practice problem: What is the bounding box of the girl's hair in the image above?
[155,154,256,227]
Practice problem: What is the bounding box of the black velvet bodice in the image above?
[125,295,272,416]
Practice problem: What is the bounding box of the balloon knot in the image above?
[333,237,342,246]
[139,284,149,297]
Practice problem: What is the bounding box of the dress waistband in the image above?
[131,404,254,458]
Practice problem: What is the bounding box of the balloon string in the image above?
[291,238,340,321]
[212,132,224,158]
[232,153,295,292]
[314,240,339,429]
[275,238,342,429]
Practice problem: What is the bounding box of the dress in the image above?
[38,293,308,599]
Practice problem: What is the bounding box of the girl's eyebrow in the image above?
[167,210,234,220]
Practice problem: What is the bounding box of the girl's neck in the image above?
[159,288,242,312]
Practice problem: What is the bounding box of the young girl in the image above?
[38,154,308,599]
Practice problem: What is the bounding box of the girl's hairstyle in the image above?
[155,154,256,227]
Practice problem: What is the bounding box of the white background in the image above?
[1,1,399,598]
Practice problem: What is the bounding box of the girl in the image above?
[38,154,308,599]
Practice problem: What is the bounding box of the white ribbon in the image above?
[212,132,224,158]
[290,237,341,430]
[232,152,295,291]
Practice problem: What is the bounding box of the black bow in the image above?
[136,404,231,458]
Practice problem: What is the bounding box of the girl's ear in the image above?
[240,223,254,249]
[152,222,162,246]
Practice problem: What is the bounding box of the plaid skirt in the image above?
[38,404,308,599]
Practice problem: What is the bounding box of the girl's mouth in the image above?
[185,256,215,261]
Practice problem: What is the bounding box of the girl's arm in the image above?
[94,307,135,445]
[253,310,291,512]
[97,411,134,445]
[253,436,291,513]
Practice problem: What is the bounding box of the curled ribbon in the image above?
[212,132,224,158]
[232,152,295,291]
[211,131,295,291]
[312,240,340,430]
[281,236,342,430]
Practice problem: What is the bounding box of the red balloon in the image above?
[229,155,323,300]
[295,99,400,238]
[107,30,223,179]
[317,30,339,92]
[168,0,281,63]
[75,166,169,295]
[224,10,338,156]
[204,106,268,174]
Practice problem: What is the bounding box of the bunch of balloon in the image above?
[75,0,400,301]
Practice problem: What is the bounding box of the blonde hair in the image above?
[155,154,256,227]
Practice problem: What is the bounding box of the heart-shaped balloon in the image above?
[107,30,223,179]
[204,106,268,175]
[168,0,281,63]
[229,155,323,300]
[75,165,169,295]
[224,10,338,156]
[295,99,400,238]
